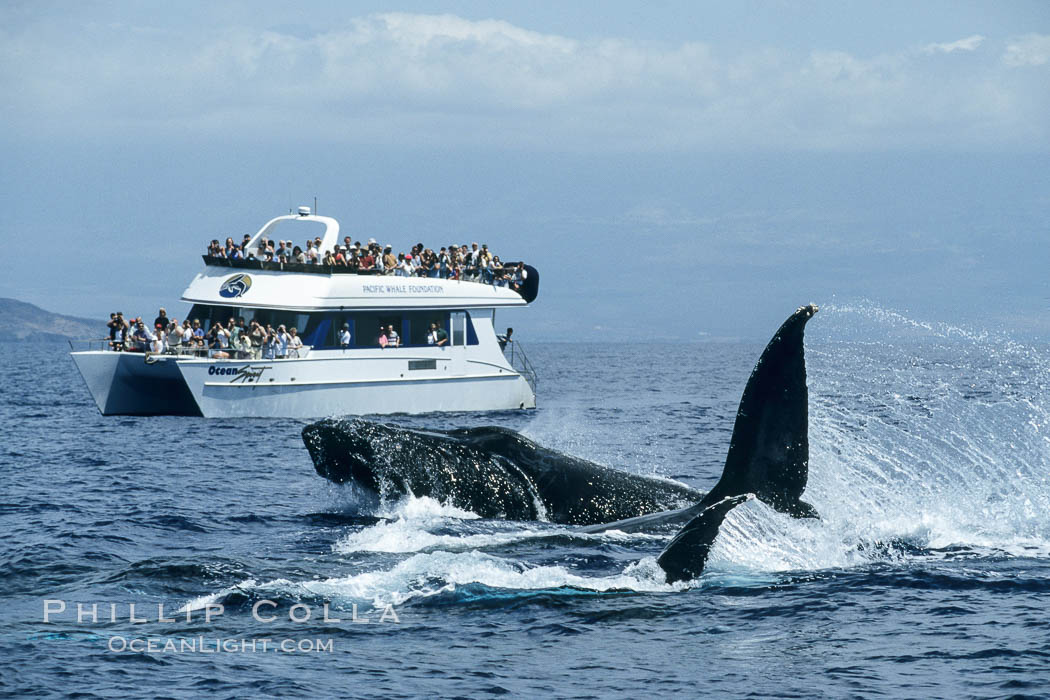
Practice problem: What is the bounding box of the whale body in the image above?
[303,304,820,582]
[303,419,702,525]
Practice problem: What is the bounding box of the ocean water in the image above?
[3,304,1050,698]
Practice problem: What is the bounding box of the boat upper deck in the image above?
[188,208,538,312]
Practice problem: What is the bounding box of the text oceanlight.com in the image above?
[108,637,335,654]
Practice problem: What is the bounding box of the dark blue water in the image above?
[4,304,1050,698]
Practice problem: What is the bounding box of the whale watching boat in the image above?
[71,207,539,417]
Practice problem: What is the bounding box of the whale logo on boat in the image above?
[219,274,252,299]
[303,303,820,583]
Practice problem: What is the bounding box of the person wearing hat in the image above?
[339,322,351,349]
[150,328,166,355]
[360,247,375,270]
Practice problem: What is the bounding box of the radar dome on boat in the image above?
[298,206,311,216]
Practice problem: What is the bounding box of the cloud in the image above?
[1003,33,1050,67]
[2,13,1048,151]
[923,34,985,54]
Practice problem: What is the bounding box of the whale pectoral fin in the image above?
[656,494,751,584]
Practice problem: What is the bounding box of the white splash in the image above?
[333,493,663,554]
[187,550,683,612]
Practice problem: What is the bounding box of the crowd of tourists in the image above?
[106,309,454,357]
[106,309,304,359]
[205,235,528,291]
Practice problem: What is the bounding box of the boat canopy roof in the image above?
[182,263,533,311]
[247,212,341,254]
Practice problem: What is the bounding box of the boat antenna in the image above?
[314,196,318,216]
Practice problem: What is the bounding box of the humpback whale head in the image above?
[302,419,386,489]
[302,419,551,520]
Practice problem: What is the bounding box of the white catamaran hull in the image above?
[71,348,535,418]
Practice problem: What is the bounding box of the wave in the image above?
[332,494,666,555]
[183,549,687,613]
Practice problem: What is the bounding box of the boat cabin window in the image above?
[450,312,467,346]
[185,305,477,349]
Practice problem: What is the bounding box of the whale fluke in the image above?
[649,303,819,582]
[705,303,819,518]
[581,303,819,536]
[657,495,751,584]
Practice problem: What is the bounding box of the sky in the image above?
[1,1,1048,340]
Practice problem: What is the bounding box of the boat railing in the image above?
[67,338,114,352]
[505,340,538,394]
[68,338,314,361]
[203,255,528,276]
[201,256,539,303]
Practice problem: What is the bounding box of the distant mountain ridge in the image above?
[0,298,102,342]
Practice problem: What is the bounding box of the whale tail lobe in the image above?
[657,495,751,583]
[705,303,819,518]
[656,304,819,583]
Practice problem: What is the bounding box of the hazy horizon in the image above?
[2,2,1048,341]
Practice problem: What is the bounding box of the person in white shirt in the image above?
[208,322,230,359]
[236,333,252,359]
[276,325,290,358]
[150,330,165,354]
[339,323,351,348]
[166,320,182,351]
[288,328,303,358]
